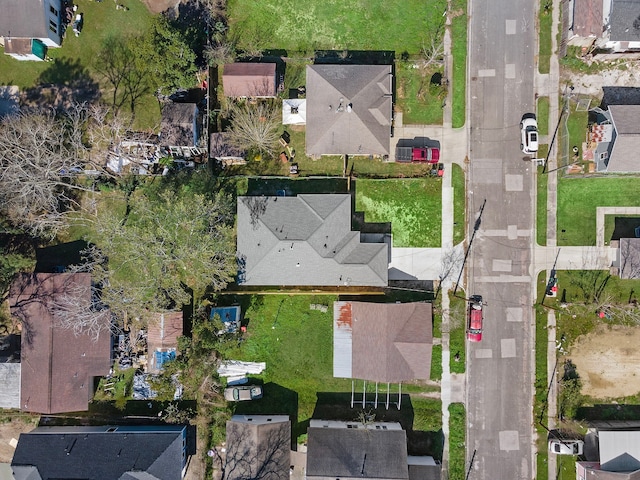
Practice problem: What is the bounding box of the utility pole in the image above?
[543,85,573,174]
[454,199,486,296]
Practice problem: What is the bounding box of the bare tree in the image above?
[49,281,115,342]
[227,101,280,157]
[420,28,445,69]
[224,420,290,480]
[0,109,95,237]
[205,41,236,66]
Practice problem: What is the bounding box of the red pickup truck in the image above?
[395,146,440,163]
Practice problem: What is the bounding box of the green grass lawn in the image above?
[452,164,466,245]
[538,1,552,74]
[449,292,466,374]
[355,179,441,247]
[448,403,466,480]
[227,0,447,54]
[395,61,445,125]
[537,96,550,135]
[451,0,467,128]
[561,105,588,167]
[536,166,548,246]
[534,274,550,476]
[557,176,640,245]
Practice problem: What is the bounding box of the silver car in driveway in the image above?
[520,113,539,154]
[224,385,263,402]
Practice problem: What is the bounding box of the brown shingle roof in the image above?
[334,301,433,383]
[9,273,111,414]
[222,63,277,97]
[572,0,603,38]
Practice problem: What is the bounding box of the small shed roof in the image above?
[333,301,433,383]
[147,311,183,374]
[223,63,277,97]
[160,103,197,147]
[209,132,246,160]
[282,99,306,125]
[0,363,21,409]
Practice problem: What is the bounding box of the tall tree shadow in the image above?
[24,58,100,109]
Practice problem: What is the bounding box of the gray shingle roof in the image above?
[610,0,640,42]
[0,0,49,40]
[306,423,408,480]
[11,425,187,480]
[236,194,388,287]
[225,416,291,480]
[607,105,640,172]
[306,65,392,156]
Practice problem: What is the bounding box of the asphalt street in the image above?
[466,1,538,479]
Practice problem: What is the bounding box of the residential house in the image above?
[225,415,291,480]
[222,63,278,98]
[236,194,389,287]
[11,425,190,480]
[306,420,440,480]
[147,311,183,374]
[9,273,112,414]
[577,429,640,479]
[588,104,640,172]
[567,0,640,56]
[0,0,64,61]
[305,64,392,157]
[333,301,433,383]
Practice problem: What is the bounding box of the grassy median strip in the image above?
[452,164,466,245]
[535,273,549,480]
[538,1,552,74]
[448,403,466,480]
[537,97,550,135]
[536,165,548,246]
[449,292,466,374]
[451,0,467,128]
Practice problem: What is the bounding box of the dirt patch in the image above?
[0,416,39,462]
[140,0,179,14]
[564,64,640,97]
[569,324,640,398]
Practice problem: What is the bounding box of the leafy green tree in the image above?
[142,17,198,95]
[92,189,236,318]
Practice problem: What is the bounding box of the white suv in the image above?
[520,114,539,154]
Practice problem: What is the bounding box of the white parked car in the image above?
[520,114,539,154]
[548,439,583,455]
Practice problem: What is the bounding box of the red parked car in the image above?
[467,295,483,342]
